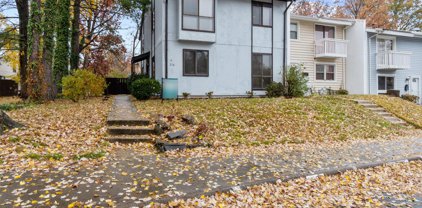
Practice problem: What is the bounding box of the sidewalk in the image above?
[1,137,421,207]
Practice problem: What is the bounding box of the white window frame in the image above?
[315,63,336,82]
[290,21,299,40]
[376,36,396,53]
[314,24,336,40]
[377,74,395,94]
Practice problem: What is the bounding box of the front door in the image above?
[410,77,420,103]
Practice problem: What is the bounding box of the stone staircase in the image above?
[354,99,408,125]
[104,95,154,143]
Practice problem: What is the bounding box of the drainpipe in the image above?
[283,0,294,85]
[165,0,168,79]
[342,23,353,90]
[368,33,378,94]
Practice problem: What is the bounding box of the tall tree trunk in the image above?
[15,0,29,99]
[42,0,57,100]
[53,0,71,92]
[27,0,43,100]
[70,0,81,70]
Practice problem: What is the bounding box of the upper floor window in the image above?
[182,0,215,32]
[377,38,394,53]
[290,23,298,39]
[252,2,272,27]
[315,25,334,40]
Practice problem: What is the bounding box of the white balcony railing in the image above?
[315,38,348,58]
[376,51,411,70]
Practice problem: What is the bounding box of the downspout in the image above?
[368,33,378,94]
[165,0,168,79]
[342,23,353,90]
[283,0,294,85]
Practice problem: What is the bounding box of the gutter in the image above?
[283,0,294,85]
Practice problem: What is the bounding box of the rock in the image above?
[155,139,187,152]
[154,124,163,135]
[156,120,170,130]
[167,130,187,140]
[182,115,196,125]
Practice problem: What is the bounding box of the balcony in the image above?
[376,51,411,70]
[315,39,348,58]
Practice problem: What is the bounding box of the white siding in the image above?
[290,20,347,91]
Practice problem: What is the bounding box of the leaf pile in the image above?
[163,161,422,207]
[0,98,112,173]
[137,96,413,146]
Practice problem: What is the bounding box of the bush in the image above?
[128,73,149,87]
[62,70,106,102]
[206,91,214,99]
[336,89,349,95]
[265,82,284,98]
[285,65,308,97]
[130,78,161,100]
[182,92,190,99]
[401,94,419,103]
[246,91,254,98]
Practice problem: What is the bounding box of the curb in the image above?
[139,156,422,206]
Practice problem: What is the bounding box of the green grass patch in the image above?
[44,153,64,160]
[74,151,106,160]
[0,102,33,111]
[26,153,43,160]
[26,153,63,161]
[8,136,21,143]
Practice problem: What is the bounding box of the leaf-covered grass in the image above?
[137,96,410,146]
[0,97,21,105]
[351,95,422,128]
[0,98,112,172]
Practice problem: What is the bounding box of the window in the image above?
[182,0,215,32]
[377,38,394,53]
[316,64,335,81]
[183,49,209,76]
[290,23,298,39]
[252,2,272,27]
[252,53,272,89]
[315,25,335,40]
[378,76,394,91]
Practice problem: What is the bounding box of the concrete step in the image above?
[107,126,155,135]
[104,135,154,143]
[361,104,379,108]
[369,107,386,112]
[355,100,373,104]
[107,119,150,126]
[376,111,393,116]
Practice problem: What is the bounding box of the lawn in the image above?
[137,96,413,146]
[164,161,422,207]
[0,98,112,172]
[351,95,422,128]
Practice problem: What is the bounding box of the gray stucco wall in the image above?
[143,0,287,96]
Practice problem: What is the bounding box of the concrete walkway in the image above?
[1,137,421,207]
